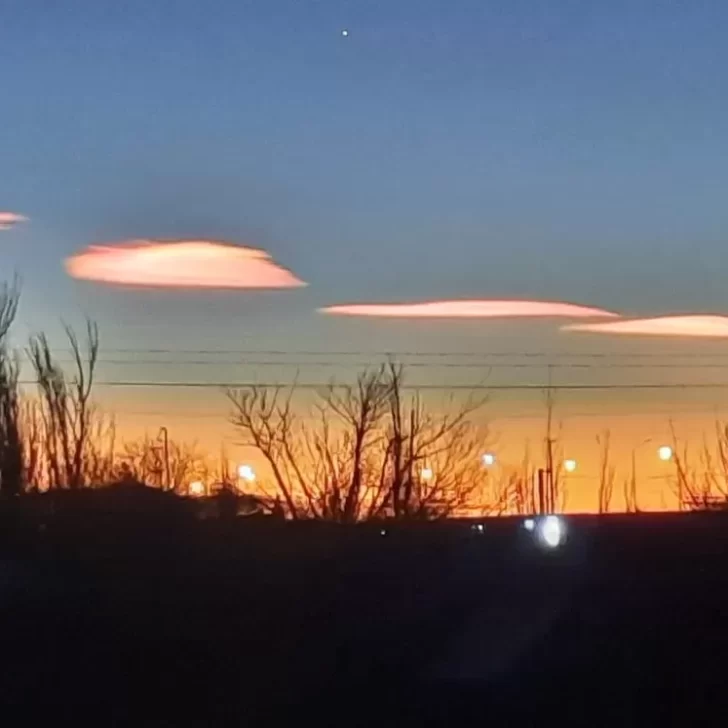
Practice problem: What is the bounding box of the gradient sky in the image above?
[3,1,728,509]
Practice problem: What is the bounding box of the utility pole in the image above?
[544,364,555,513]
[158,426,170,491]
[537,468,546,514]
[405,404,416,517]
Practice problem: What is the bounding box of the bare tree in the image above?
[491,444,536,516]
[669,421,728,511]
[83,416,117,486]
[321,367,391,521]
[623,450,639,514]
[0,278,22,496]
[21,399,44,491]
[596,430,615,514]
[27,320,106,488]
[227,364,491,521]
[117,434,207,491]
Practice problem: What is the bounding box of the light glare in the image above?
[539,515,564,548]
[658,446,673,462]
[481,452,496,467]
[189,481,205,497]
[238,464,256,482]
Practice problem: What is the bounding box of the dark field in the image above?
[2,493,728,725]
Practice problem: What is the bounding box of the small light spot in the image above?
[341,29,349,37]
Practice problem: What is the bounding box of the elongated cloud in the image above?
[0,212,28,230]
[65,239,306,289]
[321,300,618,319]
[563,315,728,338]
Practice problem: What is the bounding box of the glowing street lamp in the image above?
[189,481,205,497]
[481,452,496,467]
[564,459,577,473]
[420,466,433,482]
[238,464,256,483]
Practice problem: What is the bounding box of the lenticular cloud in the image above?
[0,212,28,230]
[563,315,728,338]
[65,239,306,289]
[320,300,617,319]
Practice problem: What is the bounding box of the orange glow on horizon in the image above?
[563,315,728,338]
[320,300,618,319]
[65,239,306,289]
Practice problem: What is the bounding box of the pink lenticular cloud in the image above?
[321,300,618,319]
[0,212,28,230]
[563,315,728,338]
[65,239,306,289]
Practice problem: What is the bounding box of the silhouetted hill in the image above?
[2,501,728,723]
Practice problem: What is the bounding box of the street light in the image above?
[238,464,256,483]
[481,452,496,467]
[420,466,433,481]
[658,445,673,462]
[564,459,577,473]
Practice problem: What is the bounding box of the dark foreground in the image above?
[2,493,728,725]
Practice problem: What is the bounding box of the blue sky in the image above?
[2,0,728,346]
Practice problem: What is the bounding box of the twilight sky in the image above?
[2,1,728,508]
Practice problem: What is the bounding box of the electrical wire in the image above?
[29,347,728,359]
[16,379,728,390]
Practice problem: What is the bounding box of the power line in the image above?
[31,347,728,359]
[17,379,728,391]
[20,357,728,370]
[112,405,728,420]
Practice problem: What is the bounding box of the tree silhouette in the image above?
[227,364,491,521]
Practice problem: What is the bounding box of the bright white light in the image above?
[380,529,387,537]
[341,29,349,37]
[523,518,535,532]
[658,445,673,462]
[539,515,564,548]
[481,452,496,467]
[471,523,485,533]
[238,464,256,482]
[420,467,433,481]
[189,481,205,497]
[564,459,577,473]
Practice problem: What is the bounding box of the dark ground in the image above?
[2,492,728,725]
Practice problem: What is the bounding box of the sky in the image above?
[2,1,728,509]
